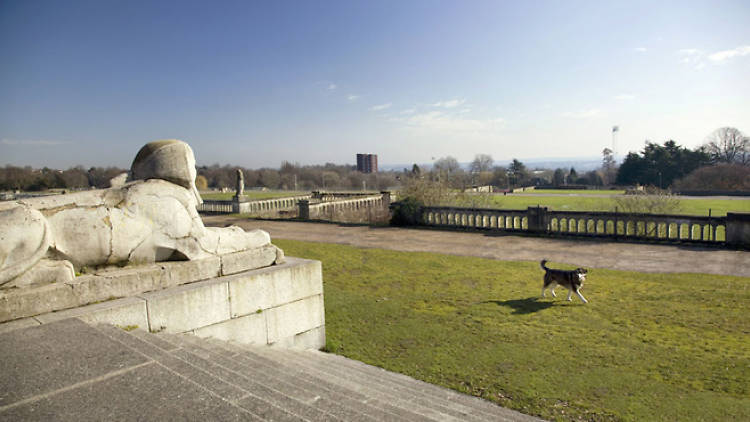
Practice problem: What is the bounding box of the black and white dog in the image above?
[540,259,588,303]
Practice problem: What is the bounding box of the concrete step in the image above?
[243,344,539,422]
[168,333,433,422]
[91,323,542,422]
[288,348,539,422]
[205,338,468,422]
[91,324,315,421]
[163,332,542,422]
[0,319,259,421]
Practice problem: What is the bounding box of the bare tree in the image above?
[433,156,463,187]
[703,127,749,166]
[469,154,494,186]
[470,154,493,173]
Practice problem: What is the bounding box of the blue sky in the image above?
[1,0,749,169]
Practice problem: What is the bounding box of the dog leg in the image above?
[575,289,588,304]
[549,283,557,297]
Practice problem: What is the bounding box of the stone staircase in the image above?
[0,318,542,421]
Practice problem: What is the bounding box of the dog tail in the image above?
[540,259,548,270]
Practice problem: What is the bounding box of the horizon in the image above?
[1,0,749,169]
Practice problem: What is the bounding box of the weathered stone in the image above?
[269,325,326,350]
[220,244,278,276]
[0,318,148,407]
[35,297,148,329]
[228,258,322,318]
[194,312,267,345]
[0,317,41,334]
[0,205,50,285]
[0,283,78,322]
[265,294,325,344]
[64,267,166,306]
[141,278,230,333]
[47,206,112,267]
[161,256,222,287]
[1,139,282,288]
[6,259,74,289]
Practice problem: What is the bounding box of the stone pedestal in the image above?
[1,257,325,349]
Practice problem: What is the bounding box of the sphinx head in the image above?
[129,139,202,204]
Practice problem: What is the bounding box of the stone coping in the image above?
[0,257,325,350]
[0,244,278,323]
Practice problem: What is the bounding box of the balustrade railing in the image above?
[420,205,727,244]
[196,195,311,214]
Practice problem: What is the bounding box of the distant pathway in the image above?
[204,216,750,277]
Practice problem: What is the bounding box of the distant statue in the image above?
[234,168,245,199]
[0,139,282,288]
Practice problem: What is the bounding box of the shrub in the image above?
[612,187,681,214]
[673,164,750,191]
[390,197,424,226]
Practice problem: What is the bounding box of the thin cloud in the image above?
[400,108,416,115]
[431,99,466,108]
[370,103,392,111]
[327,83,337,90]
[1,138,70,146]
[407,111,483,132]
[402,111,506,133]
[562,109,602,119]
[708,45,750,62]
[614,94,635,100]
[678,48,701,56]
[633,47,647,53]
[677,49,706,69]
[347,95,360,101]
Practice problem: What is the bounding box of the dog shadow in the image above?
[482,297,554,314]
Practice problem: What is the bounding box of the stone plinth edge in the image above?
[0,257,326,350]
[0,245,284,324]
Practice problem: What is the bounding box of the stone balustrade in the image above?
[239,195,312,214]
[197,195,312,214]
[418,205,746,246]
[197,200,235,213]
[299,193,388,220]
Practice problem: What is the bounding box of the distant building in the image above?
[356,153,378,173]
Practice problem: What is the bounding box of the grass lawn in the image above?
[525,189,626,195]
[275,239,750,422]
[199,191,308,201]
[489,195,750,216]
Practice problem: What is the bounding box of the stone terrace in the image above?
[0,318,542,422]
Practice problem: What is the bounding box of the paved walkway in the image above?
[204,216,750,277]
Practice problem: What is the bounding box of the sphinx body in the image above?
[0,140,280,288]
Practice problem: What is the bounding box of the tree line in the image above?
[2,127,746,193]
[0,161,400,192]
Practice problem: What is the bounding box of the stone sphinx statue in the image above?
[0,139,282,288]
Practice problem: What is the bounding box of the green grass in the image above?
[200,191,308,201]
[275,239,750,422]
[525,189,626,195]
[489,195,750,216]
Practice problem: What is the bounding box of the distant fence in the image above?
[416,205,750,247]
